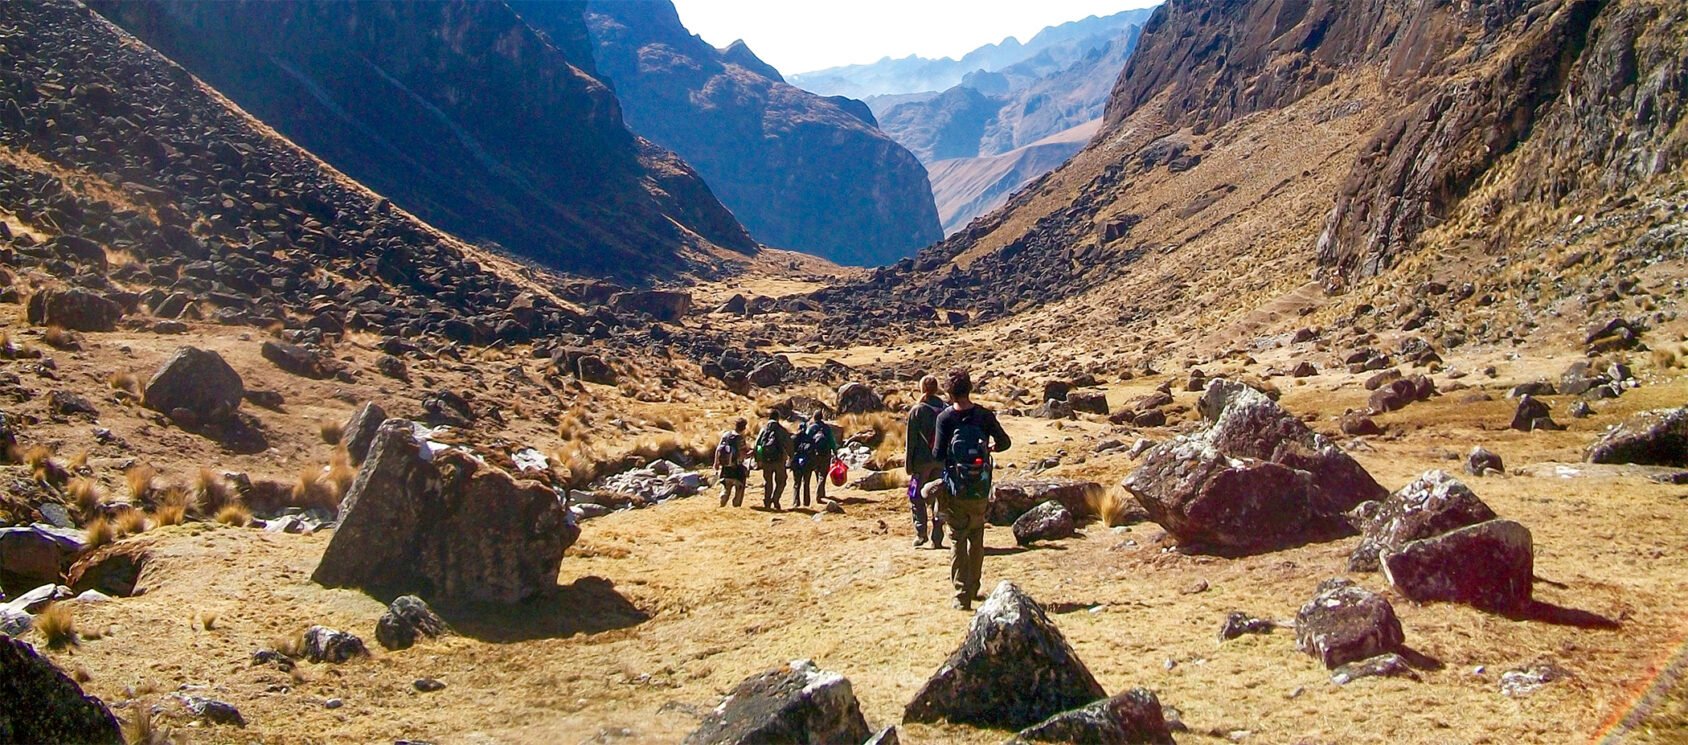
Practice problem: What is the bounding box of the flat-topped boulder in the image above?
[1382,519,1534,612]
[1585,408,1688,467]
[683,659,872,745]
[1347,470,1497,572]
[1295,579,1405,669]
[990,479,1102,526]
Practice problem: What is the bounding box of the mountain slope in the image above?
[562,0,942,266]
[88,0,755,280]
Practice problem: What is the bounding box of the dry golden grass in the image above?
[121,710,170,745]
[199,611,217,631]
[214,504,251,527]
[125,463,157,504]
[291,463,346,512]
[25,444,67,484]
[319,419,344,446]
[191,468,233,516]
[1093,486,1140,527]
[65,476,102,517]
[114,508,149,537]
[325,449,356,497]
[84,516,115,549]
[558,407,592,443]
[271,630,307,659]
[108,371,141,400]
[152,499,186,527]
[839,411,908,467]
[1653,348,1680,370]
[35,603,77,649]
[41,325,75,350]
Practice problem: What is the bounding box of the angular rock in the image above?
[835,382,885,415]
[1509,395,1557,432]
[1124,439,1317,551]
[1294,579,1405,669]
[989,479,1101,526]
[577,354,616,385]
[904,581,1105,729]
[1010,688,1174,744]
[303,625,368,664]
[1292,361,1318,378]
[1347,470,1497,572]
[312,419,578,603]
[1217,611,1277,641]
[1465,447,1504,476]
[260,340,338,379]
[1033,399,1074,419]
[65,542,149,597]
[682,659,871,745]
[142,347,243,422]
[26,288,123,332]
[0,636,123,743]
[1381,519,1533,612]
[177,695,245,727]
[0,524,86,588]
[1585,408,1688,467]
[2,584,75,616]
[1340,413,1382,436]
[748,361,784,388]
[1331,653,1419,685]
[610,290,692,324]
[375,595,448,651]
[1012,501,1076,546]
[341,402,389,465]
[1067,391,1109,416]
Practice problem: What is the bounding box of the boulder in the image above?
[1010,688,1174,745]
[260,340,338,379]
[1559,361,1608,396]
[1125,440,1316,551]
[904,581,1105,729]
[1292,361,1319,378]
[1585,408,1688,467]
[177,695,245,727]
[577,354,616,385]
[1042,381,1073,402]
[341,402,389,465]
[1067,391,1110,416]
[682,659,872,745]
[1340,413,1383,436]
[1198,382,1386,515]
[748,362,785,388]
[1509,395,1559,432]
[303,626,368,664]
[989,479,1101,526]
[610,290,692,324]
[1465,447,1504,476]
[375,595,448,651]
[0,636,123,743]
[835,382,885,415]
[1012,501,1076,546]
[65,542,149,597]
[312,419,578,603]
[2,584,74,616]
[1347,470,1497,572]
[26,288,122,332]
[1033,399,1074,419]
[0,524,86,588]
[1217,611,1277,641]
[1381,519,1533,612]
[1294,579,1405,669]
[143,347,243,422]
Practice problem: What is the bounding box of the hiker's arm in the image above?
[988,412,1012,452]
[932,412,954,463]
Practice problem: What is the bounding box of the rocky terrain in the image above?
[569,0,942,266]
[1,0,1687,743]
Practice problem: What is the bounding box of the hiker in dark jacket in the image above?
[714,418,749,507]
[925,368,1011,610]
[905,375,947,549]
[754,413,795,511]
[791,410,838,508]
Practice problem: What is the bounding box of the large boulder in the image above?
[375,595,449,651]
[904,581,1106,729]
[1347,471,1497,572]
[1012,501,1077,546]
[312,419,578,603]
[0,525,86,589]
[1381,519,1534,612]
[142,347,244,422]
[610,290,692,324]
[26,288,123,332]
[1124,381,1384,551]
[1067,391,1110,416]
[1585,408,1688,467]
[342,402,389,465]
[835,382,886,415]
[1294,579,1405,669]
[0,636,123,744]
[260,340,340,379]
[1010,688,1174,745]
[990,479,1102,526]
[682,659,872,745]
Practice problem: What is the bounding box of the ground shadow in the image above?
[1398,645,1445,671]
[181,411,270,454]
[1047,601,1108,614]
[983,546,1032,557]
[1506,599,1622,630]
[832,497,875,506]
[433,575,650,644]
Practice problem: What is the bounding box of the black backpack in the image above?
[754,424,782,464]
[715,432,741,467]
[945,410,993,500]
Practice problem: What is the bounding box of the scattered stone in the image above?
[1508,381,1556,398]
[990,479,1101,525]
[1067,391,1109,416]
[1012,501,1077,546]
[1347,470,1497,572]
[375,354,409,381]
[1009,688,1174,744]
[26,288,123,332]
[413,678,446,693]
[1033,399,1075,420]
[178,695,246,727]
[1294,579,1405,669]
[47,390,98,418]
[375,595,449,651]
[1331,653,1419,685]
[1500,660,1569,698]
[0,524,87,588]
[1217,611,1277,641]
[1,584,74,615]
[904,581,1105,729]
[1381,519,1534,612]
[1568,401,1594,419]
[303,625,369,664]
[142,346,243,422]
[682,659,872,745]
[1465,447,1504,477]
[260,340,339,379]
[1292,361,1318,378]
[835,382,886,415]
[1340,413,1382,436]
[0,636,123,743]
[576,354,616,385]
[1585,408,1688,467]
[324,698,343,710]
[312,420,578,603]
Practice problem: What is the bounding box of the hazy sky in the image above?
[668,1,1159,75]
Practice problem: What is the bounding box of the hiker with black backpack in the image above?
[924,368,1011,610]
[753,412,794,510]
[905,375,946,549]
[791,410,837,508]
[714,417,750,507]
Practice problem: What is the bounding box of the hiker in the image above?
[753,412,794,510]
[792,410,838,508]
[924,368,1011,610]
[905,375,946,549]
[714,417,749,507]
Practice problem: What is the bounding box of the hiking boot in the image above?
[913,535,928,548]
[952,598,971,611]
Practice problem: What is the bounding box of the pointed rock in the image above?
[1010,688,1174,744]
[0,636,123,743]
[341,401,389,465]
[682,659,872,745]
[904,581,1105,729]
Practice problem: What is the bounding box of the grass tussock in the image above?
[125,463,157,504]
[839,411,907,468]
[35,603,77,649]
[319,419,344,446]
[271,630,307,659]
[114,508,149,537]
[325,449,356,497]
[84,516,115,549]
[41,325,76,350]
[198,611,217,631]
[122,710,171,745]
[214,504,251,527]
[1094,486,1145,528]
[25,445,68,485]
[66,476,103,518]
[191,468,234,516]
[291,461,347,513]
[152,499,186,528]
[1652,348,1680,371]
[558,407,592,443]
[108,372,141,400]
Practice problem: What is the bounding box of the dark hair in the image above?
[734,417,748,432]
[944,368,973,399]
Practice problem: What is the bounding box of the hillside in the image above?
[927,121,1101,235]
[87,0,756,280]
[565,0,942,266]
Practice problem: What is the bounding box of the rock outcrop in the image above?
[0,636,123,744]
[682,659,873,745]
[1585,408,1688,467]
[904,581,1105,729]
[312,419,578,603]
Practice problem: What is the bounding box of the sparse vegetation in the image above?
[108,371,141,400]
[41,325,77,350]
[153,499,186,527]
[214,504,251,527]
[25,445,68,484]
[84,516,115,549]
[198,611,217,631]
[126,463,158,504]
[115,508,149,537]
[66,476,103,517]
[319,419,344,446]
[191,468,234,516]
[35,603,77,649]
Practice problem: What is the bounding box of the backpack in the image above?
[754,424,782,464]
[944,410,993,500]
[715,432,741,468]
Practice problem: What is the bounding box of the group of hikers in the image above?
[715,369,1010,611]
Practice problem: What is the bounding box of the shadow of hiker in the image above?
[833,497,874,506]
[982,545,1032,557]
[433,576,650,644]
[1506,599,1622,630]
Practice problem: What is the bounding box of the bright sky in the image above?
[669,0,1160,75]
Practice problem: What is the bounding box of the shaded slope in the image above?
[928,121,1099,235]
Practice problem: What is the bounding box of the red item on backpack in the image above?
[828,458,848,486]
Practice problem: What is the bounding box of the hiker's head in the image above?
[945,368,973,400]
[809,410,824,423]
[734,417,747,433]
[920,375,939,396]
[767,411,780,422]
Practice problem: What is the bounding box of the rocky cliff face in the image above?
[559,0,942,266]
[89,0,754,279]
